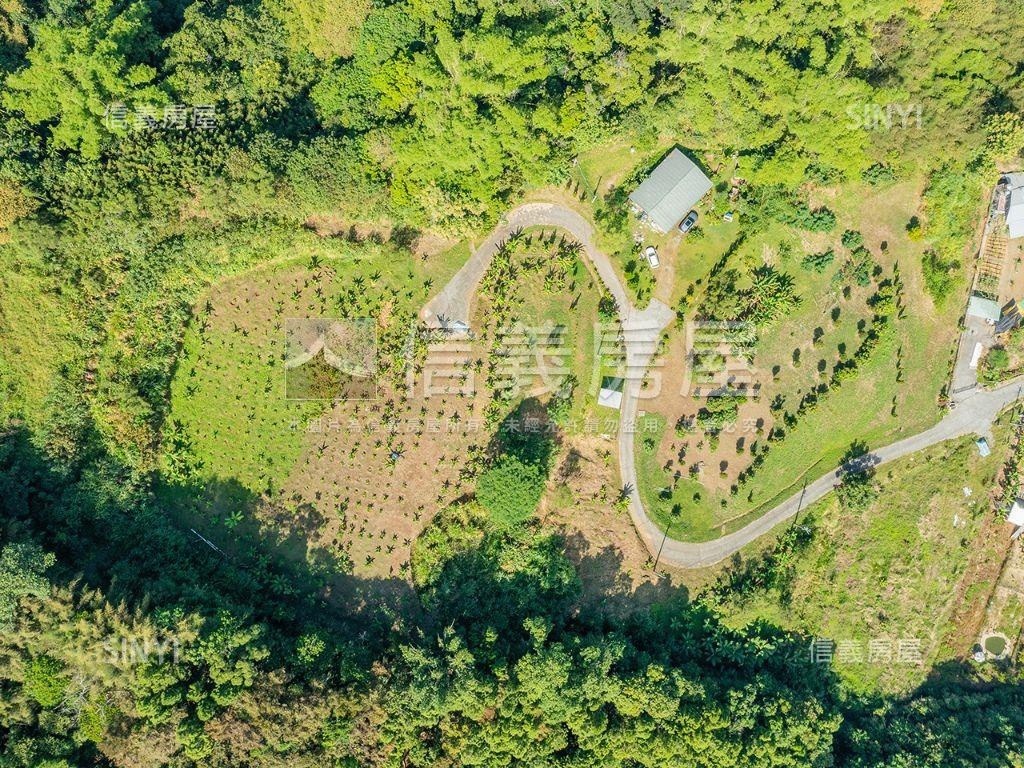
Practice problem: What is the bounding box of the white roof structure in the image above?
[976,437,991,457]
[1008,498,1024,526]
[443,319,470,336]
[628,149,712,233]
[1005,173,1024,240]
[598,377,624,410]
[969,342,984,370]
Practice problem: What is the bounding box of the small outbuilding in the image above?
[1004,173,1024,240]
[966,294,1002,324]
[1007,498,1024,527]
[996,298,1024,334]
[598,376,624,410]
[976,437,992,457]
[628,148,712,233]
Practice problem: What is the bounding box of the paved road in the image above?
[631,379,1024,568]
[421,203,674,333]
[950,315,993,399]
[421,203,1024,569]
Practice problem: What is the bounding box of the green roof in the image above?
[966,295,1001,322]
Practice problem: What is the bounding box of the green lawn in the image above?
[515,267,601,423]
[635,412,715,540]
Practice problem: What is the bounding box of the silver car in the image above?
[679,210,699,233]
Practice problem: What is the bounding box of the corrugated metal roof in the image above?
[1007,175,1024,240]
[628,149,712,232]
[598,376,624,410]
[967,294,1001,322]
[1008,498,1024,526]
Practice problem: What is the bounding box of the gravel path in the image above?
[421,203,1024,569]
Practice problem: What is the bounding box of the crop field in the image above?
[629,175,965,541]
[160,234,604,592]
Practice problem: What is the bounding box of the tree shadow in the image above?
[0,426,411,642]
[485,396,562,470]
[389,225,422,252]
[837,439,881,477]
[7,422,1024,768]
[558,529,688,616]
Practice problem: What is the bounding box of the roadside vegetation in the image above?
[707,424,1012,694]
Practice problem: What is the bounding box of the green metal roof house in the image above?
[966,294,1001,323]
[628,149,712,233]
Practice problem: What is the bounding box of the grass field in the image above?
[713,417,1013,695]
[506,228,603,423]
[163,239,467,495]
[570,140,967,545]
[0,264,76,432]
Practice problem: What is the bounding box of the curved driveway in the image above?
[421,203,1024,569]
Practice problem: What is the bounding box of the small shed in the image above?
[1007,498,1024,527]
[628,149,712,233]
[598,376,624,410]
[966,294,1001,323]
[976,437,992,457]
[1004,173,1024,240]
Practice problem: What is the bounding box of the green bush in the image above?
[862,163,896,185]
[801,248,835,272]
[23,655,67,708]
[696,395,743,433]
[921,250,957,302]
[840,229,863,249]
[786,204,837,232]
[837,471,877,512]
[980,346,1011,384]
[411,503,487,587]
[477,456,546,526]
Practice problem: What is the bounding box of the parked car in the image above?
[679,210,699,233]
[644,245,660,269]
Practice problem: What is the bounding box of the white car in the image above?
[644,246,660,269]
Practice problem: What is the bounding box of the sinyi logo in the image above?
[846,103,923,131]
[103,635,181,665]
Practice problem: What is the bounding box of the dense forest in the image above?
[2,0,1024,765]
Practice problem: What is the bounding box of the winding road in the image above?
[422,203,1024,569]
